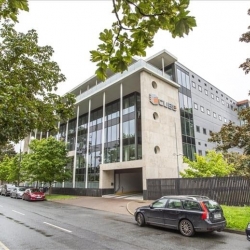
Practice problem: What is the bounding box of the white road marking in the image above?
[12,210,25,216]
[0,241,9,250]
[43,222,72,233]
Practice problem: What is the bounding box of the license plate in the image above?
[214,213,221,219]
[37,196,41,198]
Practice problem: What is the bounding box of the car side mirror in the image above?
[149,204,153,209]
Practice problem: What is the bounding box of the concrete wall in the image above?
[140,72,183,190]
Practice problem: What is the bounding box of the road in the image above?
[0,195,249,250]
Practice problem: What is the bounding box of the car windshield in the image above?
[203,200,221,211]
[19,188,26,191]
[30,189,40,193]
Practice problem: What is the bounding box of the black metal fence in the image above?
[147,176,250,206]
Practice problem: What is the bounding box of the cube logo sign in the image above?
[149,94,177,112]
[149,94,159,105]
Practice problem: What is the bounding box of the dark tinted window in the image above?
[183,200,201,211]
[152,198,168,208]
[167,199,182,209]
[203,200,221,211]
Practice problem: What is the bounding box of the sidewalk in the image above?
[52,196,152,216]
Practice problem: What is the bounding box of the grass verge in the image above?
[221,205,249,231]
[45,194,78,201]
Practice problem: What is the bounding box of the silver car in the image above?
[10,187,27,199]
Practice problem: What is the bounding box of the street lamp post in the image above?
[173,153,183,178]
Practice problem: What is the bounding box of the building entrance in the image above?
[114,168,142,195]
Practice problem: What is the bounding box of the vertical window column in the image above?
[120,83,123,162]
[73,105,80,188]
[85,99,91,188]
[102,92,105,164]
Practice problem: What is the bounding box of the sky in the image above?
[14,0,249,103]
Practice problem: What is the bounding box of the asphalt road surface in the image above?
[0,195,250,250]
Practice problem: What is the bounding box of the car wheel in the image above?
[136,213,145,227]
[5,193,7,197]
[179,219,194,237]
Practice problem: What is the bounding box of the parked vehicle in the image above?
[22,188,46,201]
[1,184,16,196]
[10,187,27,199]
[0,185,3,194]
[246,222,250,241]
[134,195,226,237]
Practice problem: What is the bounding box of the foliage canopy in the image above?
[90,0,196,80]
[180,150,235,178]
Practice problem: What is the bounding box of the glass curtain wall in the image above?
[59,92,142,188]
[88,109,103,188]
[76,114,88,187]
[122,93,141,161]
[104,100,120,163]
[67,119,77,151]
[177,67,196,160]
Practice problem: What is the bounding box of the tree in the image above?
[0,155,11,181]
[21,137,71,192]
[239,9,250,75]
[90,0,196,80]
[0,142,16,162]
[223,152,250,177]
[180,150,235,178]
[0,0,28,22]
[0,22,75,145]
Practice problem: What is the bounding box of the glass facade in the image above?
[177,67,196,160]
[59,92,141,187]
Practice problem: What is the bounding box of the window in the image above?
[192,81,196,88]
[167,199,182,209]
[227,103,230,108]
[211,93,214,99]
[211,87,213,90]
[198,150,202,156]
[221,94,223,97]
[183,200,201,211]
[192,75,194,78]
[218,115,222,121]
[205,89,208,95]
[198,85,202,92]
[213,112,217,118]
[152,198,168,208]
[224,118,227,123]
[204,83,207,86]
[200,106,204,112]
[231,105,233,110]
[198,79,201,82]
[203,128,207,135]
[209,130,212,135]
[194,103,198,110]
[196,126,200,132]
[216,91,218,93]
[205,144,207,147]
[198,142,201,145]
[221,100,224,105]
[216,96,219,102]
[207,109,210,115]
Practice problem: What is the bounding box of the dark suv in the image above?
[134,195,226,237]
[1,184,16,196]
